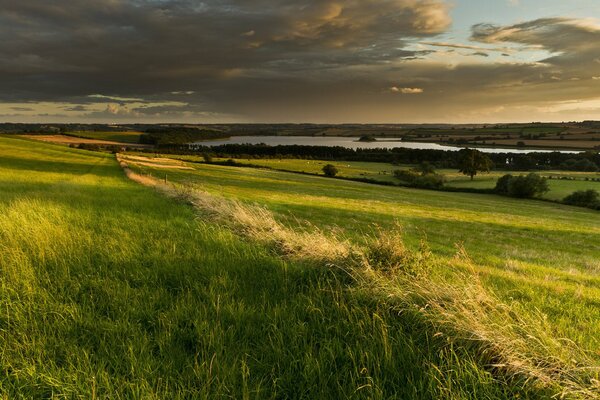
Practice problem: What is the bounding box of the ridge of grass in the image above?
[120,155,600,398]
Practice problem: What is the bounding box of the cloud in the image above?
[0,3,599,123]
[391,87,424,94]
[0,0,453,121]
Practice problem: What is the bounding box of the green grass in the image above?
[161,155,600,201]
[1,135,554,398]
[125,156,600,361]
[66,130,143,143]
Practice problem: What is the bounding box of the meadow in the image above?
[160,155,600,201]
[2,135,599,398]
[123,154,600,353]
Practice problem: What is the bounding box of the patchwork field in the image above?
[2,135,599,398]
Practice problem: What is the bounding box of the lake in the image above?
[194,136,580,154]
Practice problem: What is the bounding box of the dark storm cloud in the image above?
[471,18,600,79]
[2,2,599,122]
[0,0,450,104]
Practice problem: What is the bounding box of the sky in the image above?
[1,0,600,124]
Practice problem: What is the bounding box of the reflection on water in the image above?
[195,136,579,154]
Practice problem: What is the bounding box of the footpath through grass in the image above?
[0,136,557,398]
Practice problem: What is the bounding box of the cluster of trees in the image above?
[393,162,446,189]
[140,128,230,145]
[161,143,600,172]
[563,190,600,210]
[559,158,599,172]
[494,173,549,198]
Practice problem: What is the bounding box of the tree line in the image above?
[159,143,600,171]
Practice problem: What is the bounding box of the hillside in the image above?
[121,153,600,397]
[1,135,598,398]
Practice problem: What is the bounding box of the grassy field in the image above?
[123,154,600,359]
[3,135,600,398]
[162,156,600,201]
[66,130,143,143]
[2,135,568,398]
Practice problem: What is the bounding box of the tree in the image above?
[563,189,600,209]
[508,173,549,198]
[495,173,549,198]
[202,152,213,163]
[494,174,513,195]
[322,164,339,177]
[458,149,493,180]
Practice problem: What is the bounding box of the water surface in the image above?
[195,136,579,154]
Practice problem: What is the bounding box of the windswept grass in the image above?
[122,155,600,367]
[119,157,600,398]
[1,135,562,398]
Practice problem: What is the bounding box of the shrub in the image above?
[393,169,420,182]
[494,174,513,195]
[202,153,213,163]
[413,174,446,189]
[494,173,549,198]
[365,228,431,278]
[563,190,600,209]
[393,168,445,189]
[322,164,339,177]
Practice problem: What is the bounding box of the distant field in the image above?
[66,130,143,143]
[126,154,600,363]
[163,156,600,201]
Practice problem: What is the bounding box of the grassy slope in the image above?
[187,157,600,201]
[0,136,541,398]
[66,131,143,143]
[126,158,600,358]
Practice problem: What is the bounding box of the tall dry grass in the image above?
[118,155,600,399]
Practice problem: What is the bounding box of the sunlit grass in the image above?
[2,135,554,398]
[124,155,600,361]
[164,155,600,201]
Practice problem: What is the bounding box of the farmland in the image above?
[1,135,599,398]
[156,155,600,201]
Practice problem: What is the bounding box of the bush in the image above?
[563,190,600,209]
[322,164,339,177]
[393,169,445,189]
[393,169,420,182]
[202,153,214,163]
[494,174,513,195]
[494,173,549,198]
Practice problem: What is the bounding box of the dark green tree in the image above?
[322,164,339,177]
[458,149,493,180]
